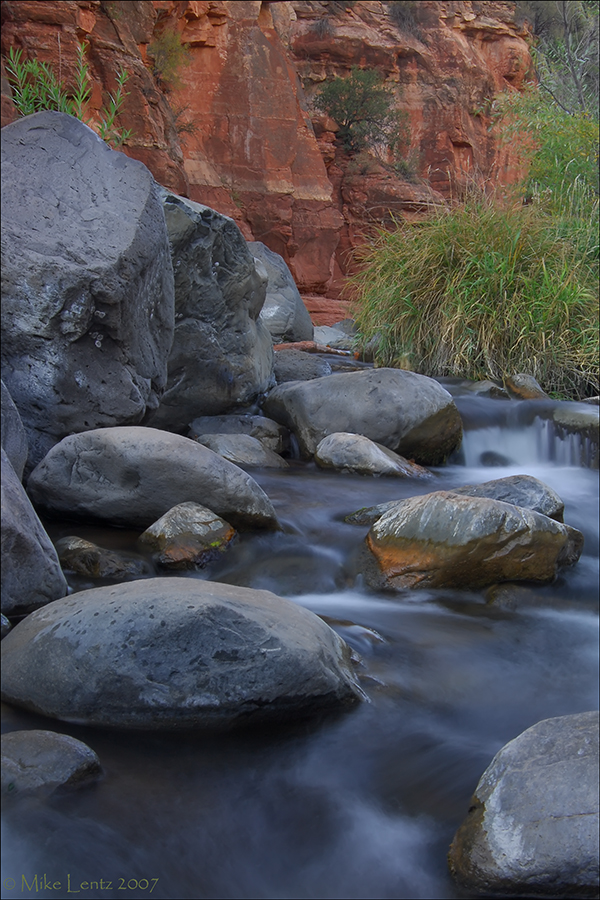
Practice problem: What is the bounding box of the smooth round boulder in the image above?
[448,711,599,898]
[365,491,583,590]
[1,112,174,468]
[262,368,462,464]
[138,502,236,569]
[0,578,365,730]
[197,433,289,468]
[26,427,279,531]
[315,433,431,478]
[2,730,101,798]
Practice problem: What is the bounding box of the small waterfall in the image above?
[461,416,596,468]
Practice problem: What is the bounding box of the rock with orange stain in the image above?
[365,491,583,591]
[138,501,236,569]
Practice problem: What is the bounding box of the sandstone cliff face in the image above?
[1,0,531,300]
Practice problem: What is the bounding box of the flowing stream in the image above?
[2,384,598,900]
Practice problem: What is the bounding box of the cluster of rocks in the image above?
[1,112,598,896]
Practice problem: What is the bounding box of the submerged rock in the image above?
[314,432,431,478]
[138,502,236,569]
[55,536,149,580]
[365,491,583,591]
[448,711,599,898]
[1,578,365,730]
[263,368,462,464]
[2,730,101,798]
[26,426,279,531]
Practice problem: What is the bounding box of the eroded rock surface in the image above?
[197,434,288,469]
[2,449,68,617]
[146,192,274,431]
[250,241,314,343]
[1,112,175,468]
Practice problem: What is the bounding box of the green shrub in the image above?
[313,66,408,157]
[147,26,190,90]
[5,44,132,148]
[349,196,599,399]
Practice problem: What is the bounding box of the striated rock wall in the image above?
[1,0,532,299]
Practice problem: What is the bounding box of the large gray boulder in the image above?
[274,349,332,384]
[365,491,583,591]
[1,380,27,480]
[263,368,462,464]
[147,194,274,431]
[1,578,364,730]
[449,711,599,898]
[1,449,68,616]
[1,112,175,469]
[249,241,314,343]
[2,730,101,798]
[26,426,279,531]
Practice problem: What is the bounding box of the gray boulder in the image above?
[315,433,431,478]
[2,730,101,798]
[1,578,365,730]
[189,414,289,454]
[197,433,288,468]
[346,474,564,526]
[1,379,27,480]
[1,112,175,469]
[449,711,599,898]
[26,427,279,531]
[263,368,462,464]
[1,449,68,616]
[249,241,314,343]
[365,491,583,591]
[450,475,565,522]
[138,501,236,569]
[147,194,274,431]
[274,349,332,384]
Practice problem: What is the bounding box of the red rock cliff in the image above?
[1,0,531,299]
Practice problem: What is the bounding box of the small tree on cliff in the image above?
[314,66,407,158]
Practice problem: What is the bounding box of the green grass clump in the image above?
[350,194,599,399]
